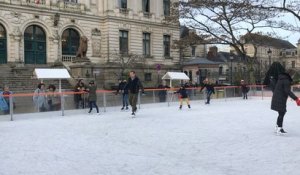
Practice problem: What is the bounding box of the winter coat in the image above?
[127,77,144,94]
[33,88,48,109]
[74,82,86,101]
[176,87,188,99]
[87,85,97,102]
[241,84,249,93]
[271,73,298,112]
[200,84,215,94]
[47,92,60,105]
[0,91,8,111]
[117,82,129,94]
[270,77,277,92]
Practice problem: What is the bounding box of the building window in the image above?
[24,25,46,64]
[145,73,152,81]
[143,33,151,56]
[189,70,193,81]
[119,30,128,54]
[191,46,196,57]
[119,0,127,8]
[292,61,296,68]
[142,0,150,13]
[0,23,7,64]
[64,0,78,3]
[219,66,223,75]
[163,35,171,57]
[163,0,170,16]
[62,28,80,55]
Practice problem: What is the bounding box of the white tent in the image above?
[161,72,190,87]
[34,68,71,116]
[34,68,71,92]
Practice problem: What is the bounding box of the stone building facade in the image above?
[0,0,180,88]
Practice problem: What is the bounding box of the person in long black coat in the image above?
[271,72,300,134]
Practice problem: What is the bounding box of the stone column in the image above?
[46,0,50,6]
[13,36,21,62]
[53,39,59,62]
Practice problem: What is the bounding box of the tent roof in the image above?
[162,72,190,80]
[34,68,71,79]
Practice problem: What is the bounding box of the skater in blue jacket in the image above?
[200,78,215,104]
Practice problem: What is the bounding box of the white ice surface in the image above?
[1,98,300,175]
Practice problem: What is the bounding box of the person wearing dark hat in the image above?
[86,80,99,115]
[271,72,300,135]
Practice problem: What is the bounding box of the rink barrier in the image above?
[2,84,300,121]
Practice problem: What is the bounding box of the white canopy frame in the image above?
[161,72,190,87]
[34,68,71,116]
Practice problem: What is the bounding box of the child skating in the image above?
[174,85,191,110]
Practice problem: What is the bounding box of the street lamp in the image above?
[267,48,272,67]
[230,55,234,85]
[260,59,262,83]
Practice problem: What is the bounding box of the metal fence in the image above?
[2,85,300,121]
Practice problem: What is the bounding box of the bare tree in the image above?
[252,0,300,22]
[110,51,147,80]
[169,0,288,58]
[166,0,295,83]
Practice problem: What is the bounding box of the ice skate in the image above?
[188,105,191,109]
[131,112,136,118]
[274,125,278,133]
[121,107,125,110]
[276,127,287,136]
[179,105,182,110]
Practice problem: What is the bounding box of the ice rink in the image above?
[1,98,300,175]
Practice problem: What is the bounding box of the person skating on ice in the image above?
[200,78,215,104]
[116,79,129,110]
[174,84,191,110]
[271,72,300,135]
[86,81,100,115]
[240,80,249,100]
[127,71,144,116]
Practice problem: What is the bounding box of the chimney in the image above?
[207,46,218,59]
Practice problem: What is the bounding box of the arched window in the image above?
[0,24,7,64]
[24,25,46,64]
[62,28,80,56]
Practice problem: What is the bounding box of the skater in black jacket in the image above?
[200,78,215,104]
[240,80,249,100]
[116,80,129,110]
[174,85,191,110]
[127,71,144,116]
[271,72,300,135]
